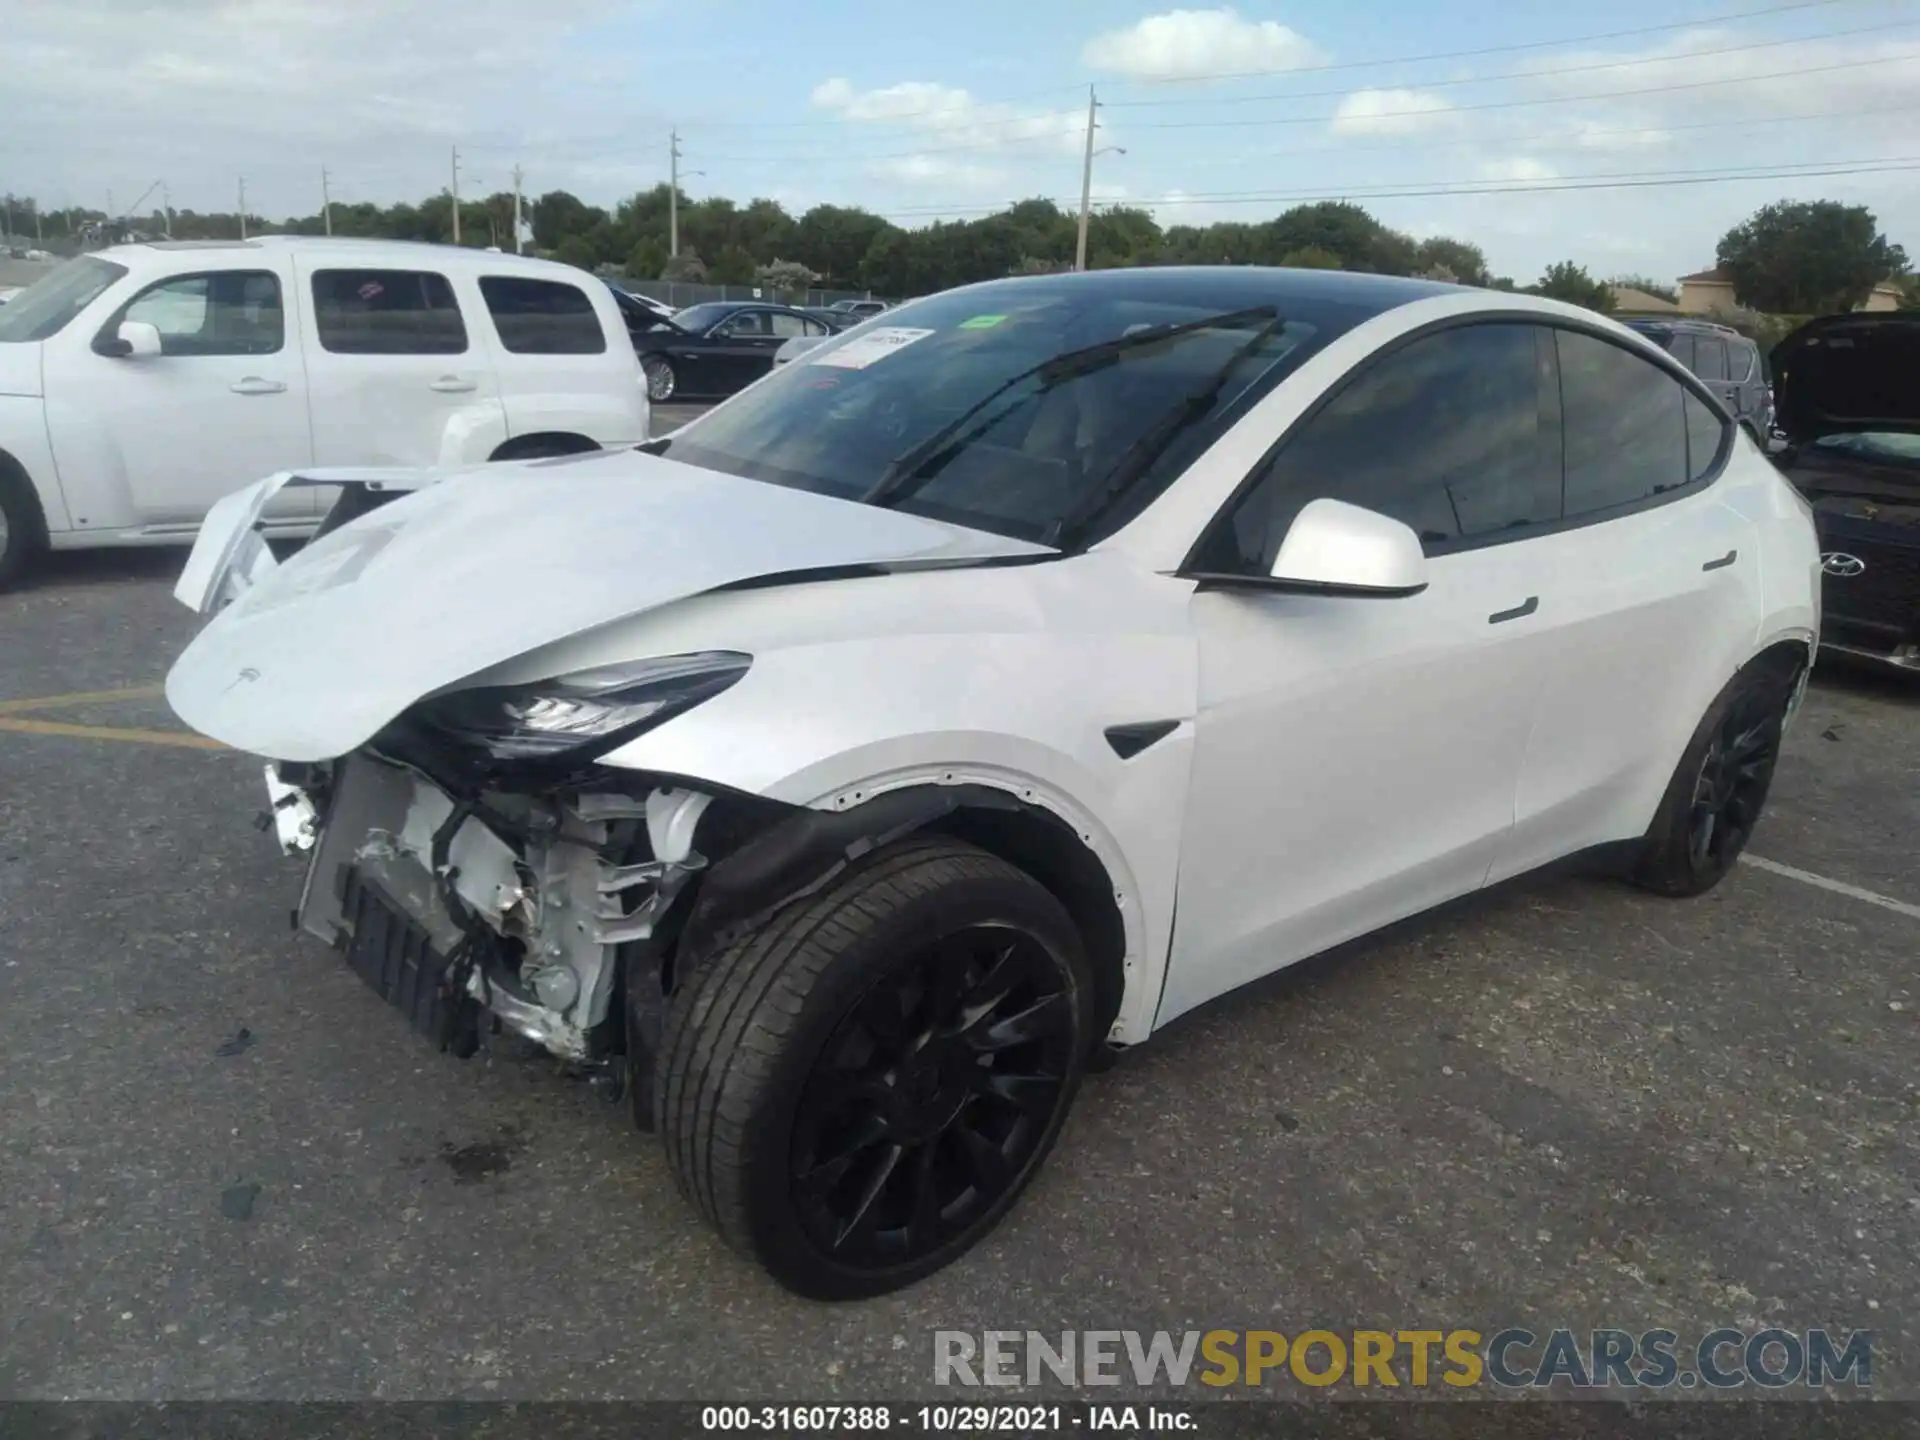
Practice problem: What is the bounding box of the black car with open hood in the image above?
[1772,312,1920,673]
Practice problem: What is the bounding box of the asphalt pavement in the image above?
[1,525,1916,1402]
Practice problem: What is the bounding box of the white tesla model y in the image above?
[168,268,1820,1298]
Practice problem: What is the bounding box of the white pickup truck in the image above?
[0,236,650,586]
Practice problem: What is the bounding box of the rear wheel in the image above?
[642,356,677,403]
[1632,659,1797,897]
[656,837,1090,1299]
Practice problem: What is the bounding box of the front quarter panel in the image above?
[0,393,72,534]
[564,556,1200,1044]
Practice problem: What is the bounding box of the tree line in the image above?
[5,185,1909,315]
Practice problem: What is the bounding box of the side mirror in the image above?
[1267,498,1429,597]
[96,320,163,359]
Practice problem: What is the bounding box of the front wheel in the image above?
[656,837,1090,1299]
[0,478,46,590]
[642,356,677,403]
[1632,659,1797,897]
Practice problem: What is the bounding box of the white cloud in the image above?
[1330,89,1459,137]
[1083,8,1323,81]
[0,0,647,214]
[867,155,1005,189]
[811,78,1086,156]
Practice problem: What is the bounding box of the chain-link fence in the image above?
[614,277,890,309]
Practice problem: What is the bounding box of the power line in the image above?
[868,155,1920,220]
[1101,17,1913,110]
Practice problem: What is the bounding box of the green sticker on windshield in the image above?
[958,314,1007,329]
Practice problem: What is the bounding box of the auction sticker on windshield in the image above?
[809,326,937,370]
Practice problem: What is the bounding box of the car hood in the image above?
[166,450,1051,761]
[0,342,42,398]
[1771,312,1920,445]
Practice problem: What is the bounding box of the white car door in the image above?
[1160,321,1568,1025]
[296,260,507,474]
[1498,328,1765,878]
[41,256,313,527]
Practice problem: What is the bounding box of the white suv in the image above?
[0,237,649,585]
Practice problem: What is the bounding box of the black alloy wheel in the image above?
[789,923,1076,1269]
[655,836,1091,1299]
[1633,658,1796,896]
[1685,687,1782,874]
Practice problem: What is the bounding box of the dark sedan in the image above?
[618,300,838,402]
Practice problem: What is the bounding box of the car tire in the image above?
[0,474,46,590]
[642,356,677,403]
[1631,656,1799,898]
[656,835,1091,1300]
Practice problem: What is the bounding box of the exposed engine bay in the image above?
[280,755,713,1066]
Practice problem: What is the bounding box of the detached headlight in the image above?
[417,651,751,762]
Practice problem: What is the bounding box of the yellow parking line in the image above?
[0,683,167,715]
[0,717,225,750]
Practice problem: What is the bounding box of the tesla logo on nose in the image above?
[1820,553,1866,577]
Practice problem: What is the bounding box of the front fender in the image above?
[0,396,70,534]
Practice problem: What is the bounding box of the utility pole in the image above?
[511,163,524,254]
[1074,85,1099,273]
[3,194,11,246]
[321,166,333,236]
[237,177,248,239]
[669,129,682,257]
[161,182,172,238]
[33,200,43,246]
[450,145,462,245]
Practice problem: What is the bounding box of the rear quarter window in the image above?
[479,276,607,355]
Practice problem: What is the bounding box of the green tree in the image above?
[1533,262,1605,308]
[1416,237,1491,287]
[552,235,599,271]
[755,258,818,298]
[530,190,607,252]
[1278,245,1343,270]
[627,238,668,280]
[791,204,894,284]
[661,249,708,283]
[1530,261,1615,313]
[1716,200,1907,314]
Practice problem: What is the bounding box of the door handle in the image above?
[1702,549,1738,572]
[429,376,478,393]
[1488,596,1539,625]
[230,377,287,395]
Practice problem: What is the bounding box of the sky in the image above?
[2,0,1918,284]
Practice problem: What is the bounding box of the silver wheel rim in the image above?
[645,359,674,402]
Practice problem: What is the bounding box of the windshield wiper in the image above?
[1047,311,1287,546]
[863,306,1279,510]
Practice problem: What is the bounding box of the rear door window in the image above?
[1556,329,1690,517]
[311,269,467,354]
[478,276,606,355]
[1727,340,1757,383]
[1665,333,1695,370]
[1693,336,1729,381]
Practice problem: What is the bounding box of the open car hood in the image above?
[166,450,1050,762]
[1771,312,1920,445]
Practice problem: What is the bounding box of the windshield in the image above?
[672,303,738,333]
[0,256,128,342]
[656,277,1355,545]
[1813,432,1920,466]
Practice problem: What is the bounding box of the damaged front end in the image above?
[262,650,776,1102]
[284,754,715,1069]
